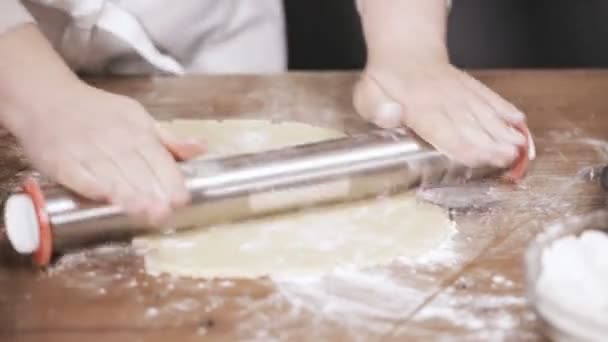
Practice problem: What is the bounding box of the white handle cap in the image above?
[4,194,40,254]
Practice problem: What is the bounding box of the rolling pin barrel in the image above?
[3,128,499,265]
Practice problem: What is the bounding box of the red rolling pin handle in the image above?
[505,123,534,182]
[22,178,53,266]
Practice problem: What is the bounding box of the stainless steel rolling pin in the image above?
[3,128,500,265]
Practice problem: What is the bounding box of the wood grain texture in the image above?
[2,70,608,341]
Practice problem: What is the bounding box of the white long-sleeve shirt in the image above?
[0,0,286,75]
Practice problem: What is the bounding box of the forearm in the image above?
[0,24,79,132]
[358,0,450,67]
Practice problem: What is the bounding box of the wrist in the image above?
[366,39,450,71]
[0,75,83,135]
[360,0,450,68]
[0,24,81,133]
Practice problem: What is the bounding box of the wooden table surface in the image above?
[1,70,608,342]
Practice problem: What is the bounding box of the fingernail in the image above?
[186,138,204,146]
[505,110,525,123]
[508,127,527,145]
[126,201,149,224]
[170,187,190,209]
[170,189,190,208]
[148,205,171,227]
[373,102,402,128]
[496,145,519,166]
[153,186,169,204]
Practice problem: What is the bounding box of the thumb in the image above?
[156,125,206,161]
[353,73,403,129]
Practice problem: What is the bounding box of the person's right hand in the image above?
[10,83,205,226]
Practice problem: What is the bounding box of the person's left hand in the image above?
[353,61,529,170]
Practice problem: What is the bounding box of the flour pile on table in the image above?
[536,230,608,339]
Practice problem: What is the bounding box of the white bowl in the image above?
[525,210,608,342]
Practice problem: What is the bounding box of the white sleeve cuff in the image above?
[0,1,35,37]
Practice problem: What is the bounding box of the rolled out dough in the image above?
[133,120,453,279]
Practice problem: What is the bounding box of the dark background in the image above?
[285,0,608,70]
